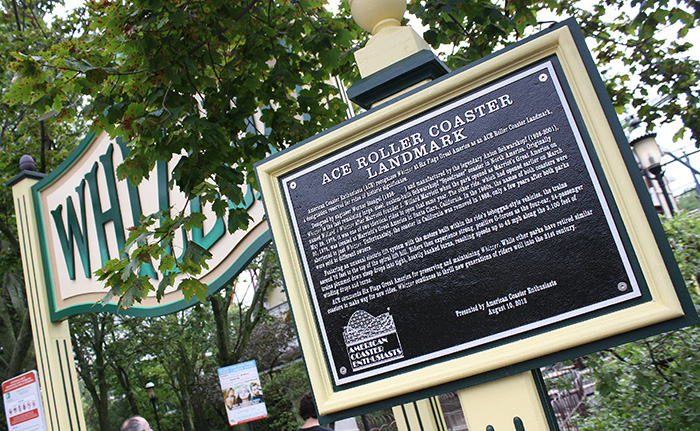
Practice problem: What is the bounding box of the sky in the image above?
[51,0,700,198]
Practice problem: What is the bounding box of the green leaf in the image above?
[183,212,207,231]
[179,278,208,302]
[159,254,177,273]
[424,29,439,47]
[156,273,174,300]
[64,58,97,72]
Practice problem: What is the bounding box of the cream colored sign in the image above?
[35,132,269,320]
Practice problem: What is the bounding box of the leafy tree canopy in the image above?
[674,187,700,211]
[569,212,700,430]
[1,0,88,414]
[3,0,699,307]
[411,0,699,140]
[4,0,363,307]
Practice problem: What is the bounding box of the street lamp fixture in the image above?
[145,380,155,399]
[629,133,675,216]
[144,379,161,431]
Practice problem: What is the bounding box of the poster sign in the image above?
[217,361,267,426]
[255,19,697,418]
[2,371,47,431]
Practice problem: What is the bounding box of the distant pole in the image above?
[663,150,700,199]
[684,152,700,198]
[145,379,162,431]
[648,165,675,216]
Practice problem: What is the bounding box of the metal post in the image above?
[683,153,700,199]
[648,165,675,216]
[145,380,161,431]
[150,397,161,431]
[664,151,700,199]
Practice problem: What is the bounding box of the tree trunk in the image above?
[114,364,140,415]
[210,289,233,366]
[72,314,111,431]
[0,264,34,383]
[7,311,33,379]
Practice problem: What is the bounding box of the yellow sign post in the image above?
[7,167,87,430]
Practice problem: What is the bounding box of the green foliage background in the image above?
[566,212,700,430]
[4,0,699,306]
[2,0,700,430]
[675,188,700,212]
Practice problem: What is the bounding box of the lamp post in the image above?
[145,379,162,431]
[629,133,675,216]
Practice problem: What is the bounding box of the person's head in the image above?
[121,416,151,431]
[298,391,317,420]
[237,386,251,402]
[250,382,262,396]
[223,387,236,409]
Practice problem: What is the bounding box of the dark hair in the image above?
[299,391,317,420]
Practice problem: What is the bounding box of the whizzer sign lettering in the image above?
[33,132,270,320]
[256,20,696,418]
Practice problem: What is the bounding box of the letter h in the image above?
[84,145,126,265]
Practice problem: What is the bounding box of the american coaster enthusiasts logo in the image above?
[342,310,404,374]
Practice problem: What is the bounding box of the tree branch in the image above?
[11,0,22,31]
[0,219,21,254]
[186,0,262,57]
[643,339,674,383]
